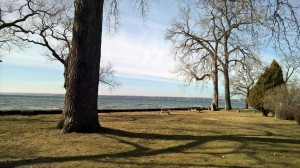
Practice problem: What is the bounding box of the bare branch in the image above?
[99,63,121,90]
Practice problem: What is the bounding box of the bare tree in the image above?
[166,6,220,110]
[9,0,72,88]
[100,63,121,90]
[2,0,102,132]
[0,0,50,57]
[168,0,300,110]
[11,1,119,90]
[104,0,152,34]
[1,0,150,133]
[279,55,300,83]
[167,0,260,110]
[259,0,300,83]
[57,0,151,133]
[231,58,264,109]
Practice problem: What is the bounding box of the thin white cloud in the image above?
[101,25,175,80]
[3,48,63,71]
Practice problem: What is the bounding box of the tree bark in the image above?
[211,58,219,111]
[57,0,104,133]
[244,89,250,109]
[56,60,70,129]
[223,35,232,110]
[224,67,232,110]
[244,101,248,109]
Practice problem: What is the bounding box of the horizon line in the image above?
[0,92,217,99]
[0,92,244,100]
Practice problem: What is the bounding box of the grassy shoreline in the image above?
[0,110,299,167]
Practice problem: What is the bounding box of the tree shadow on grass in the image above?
[1,127,299,168]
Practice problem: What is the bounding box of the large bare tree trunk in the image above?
[244,101,249,109]
[224,67,232,110]
[57,0,104,133]
[211,59,219,111]
[223,35,232,110]
[244,89,250,109]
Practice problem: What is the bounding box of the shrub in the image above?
[248,60,285,116]
[294,109,300,125]
[263,84,300,120]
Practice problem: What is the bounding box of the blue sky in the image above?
[0,0,278,98]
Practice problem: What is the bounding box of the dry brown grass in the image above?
[0,110,299,168]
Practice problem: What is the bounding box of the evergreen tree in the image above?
[247,60,285,116]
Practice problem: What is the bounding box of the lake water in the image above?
[0,94,245,110]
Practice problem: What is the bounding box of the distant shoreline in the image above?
[0,92,245,102]
[0,94,245,111]
[0,107,206,115]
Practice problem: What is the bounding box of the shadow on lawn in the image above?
[1,127,299,168]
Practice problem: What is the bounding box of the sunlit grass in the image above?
[0,110,299,167]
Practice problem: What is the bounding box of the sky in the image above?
[0,0,279,98]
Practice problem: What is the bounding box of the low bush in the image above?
[263,84,300,120]
[294,109,300,125]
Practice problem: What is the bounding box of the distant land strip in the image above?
[0,107,205,115]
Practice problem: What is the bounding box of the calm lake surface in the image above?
[0,94,245,110]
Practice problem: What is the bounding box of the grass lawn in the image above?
[0,110,299,168]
